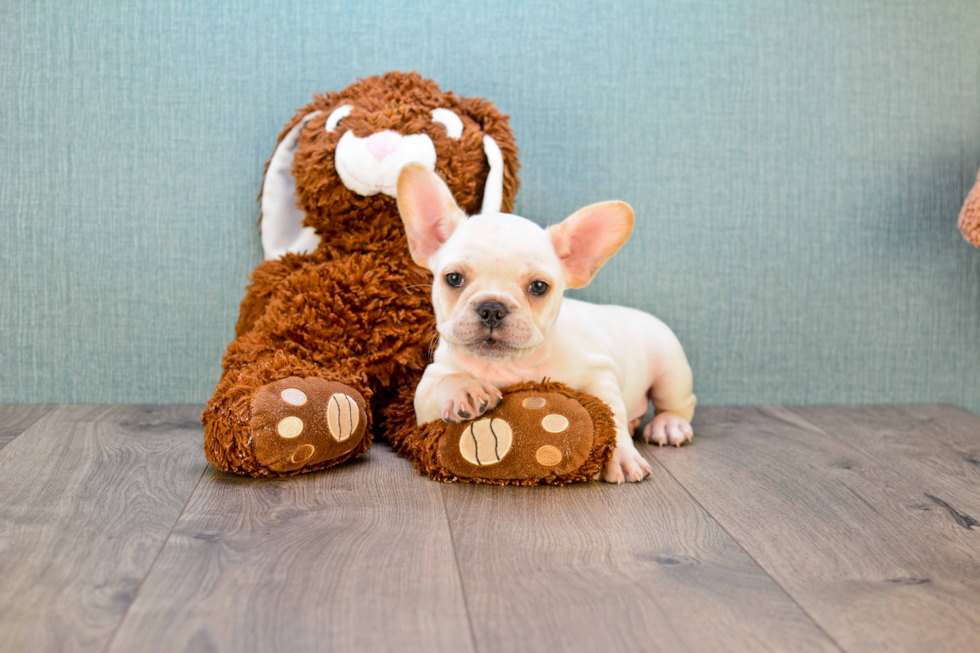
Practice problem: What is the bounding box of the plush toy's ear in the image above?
[479,135,504,215]
[259,111,322,260]
[397,163,466,269]
[547,201,634,289]
[960,168,980,247]
[456,97,520,215]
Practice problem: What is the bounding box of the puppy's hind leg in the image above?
[644,411,693,447]
[642,343,696,447]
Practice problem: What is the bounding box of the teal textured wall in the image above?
[2,0,979,410]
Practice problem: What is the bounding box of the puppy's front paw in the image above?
[598,445,651,484]
[441,380,503,423]
[643,413,693,447]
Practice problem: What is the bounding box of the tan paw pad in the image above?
[326,393,359,442]
[459,418,514,466]
[277,416,304,438]
[281,388,307,406]
[541,413,569,433]
[291,444,315,464]
[535,445,563,467]
[522,396,547,409]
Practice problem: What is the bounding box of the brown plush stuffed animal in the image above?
[960,168,980,246]
[203,72,616,483]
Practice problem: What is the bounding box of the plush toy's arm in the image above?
[234,254,311,338]
[960,168,980,247]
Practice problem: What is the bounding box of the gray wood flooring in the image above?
[0,404,977,652]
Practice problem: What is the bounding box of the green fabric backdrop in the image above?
[2,0,978,411]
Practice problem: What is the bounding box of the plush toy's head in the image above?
[260,71,520,260]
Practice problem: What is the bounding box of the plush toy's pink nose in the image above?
[364,130,402,161]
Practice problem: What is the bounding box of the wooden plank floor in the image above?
[0,404,977,652]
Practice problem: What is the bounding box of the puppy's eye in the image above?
[445,272,464,288]
[431,108,464,139]
[528,281,549,296]
[325,104,353,133]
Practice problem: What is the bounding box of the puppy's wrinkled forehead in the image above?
[435,213,559,273]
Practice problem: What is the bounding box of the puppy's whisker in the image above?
[426,329,440,361]
[402,284,433,292]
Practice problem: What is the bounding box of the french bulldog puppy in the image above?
[397,164,696,483]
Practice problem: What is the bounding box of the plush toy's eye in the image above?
[325,105,353,133]
[528,281,549,296]
[431,108,464,139]
[445,272,464,288]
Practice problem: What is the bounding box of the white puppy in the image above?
[397,164,696,483]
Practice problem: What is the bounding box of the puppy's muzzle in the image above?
[476,301,509,329]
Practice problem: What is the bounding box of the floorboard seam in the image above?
[439,485,481,653]
[101,462,208,653]
[647,448,848,653]
[0,405,54,453]
[779,406,890,468]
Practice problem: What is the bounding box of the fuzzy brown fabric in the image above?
[960,167,980,247]
[203,72,613,484]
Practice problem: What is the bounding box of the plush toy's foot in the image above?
[398,382,617,485]
[250,377,369,473]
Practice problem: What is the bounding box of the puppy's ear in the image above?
[397,163,466,268]
[547,201,634,289]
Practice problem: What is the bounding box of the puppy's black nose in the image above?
[476,301,508,328]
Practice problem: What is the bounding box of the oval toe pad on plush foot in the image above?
[251,377,367,473]
[437,389,599,483]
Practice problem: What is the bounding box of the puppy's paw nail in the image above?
[479,400,488,412]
